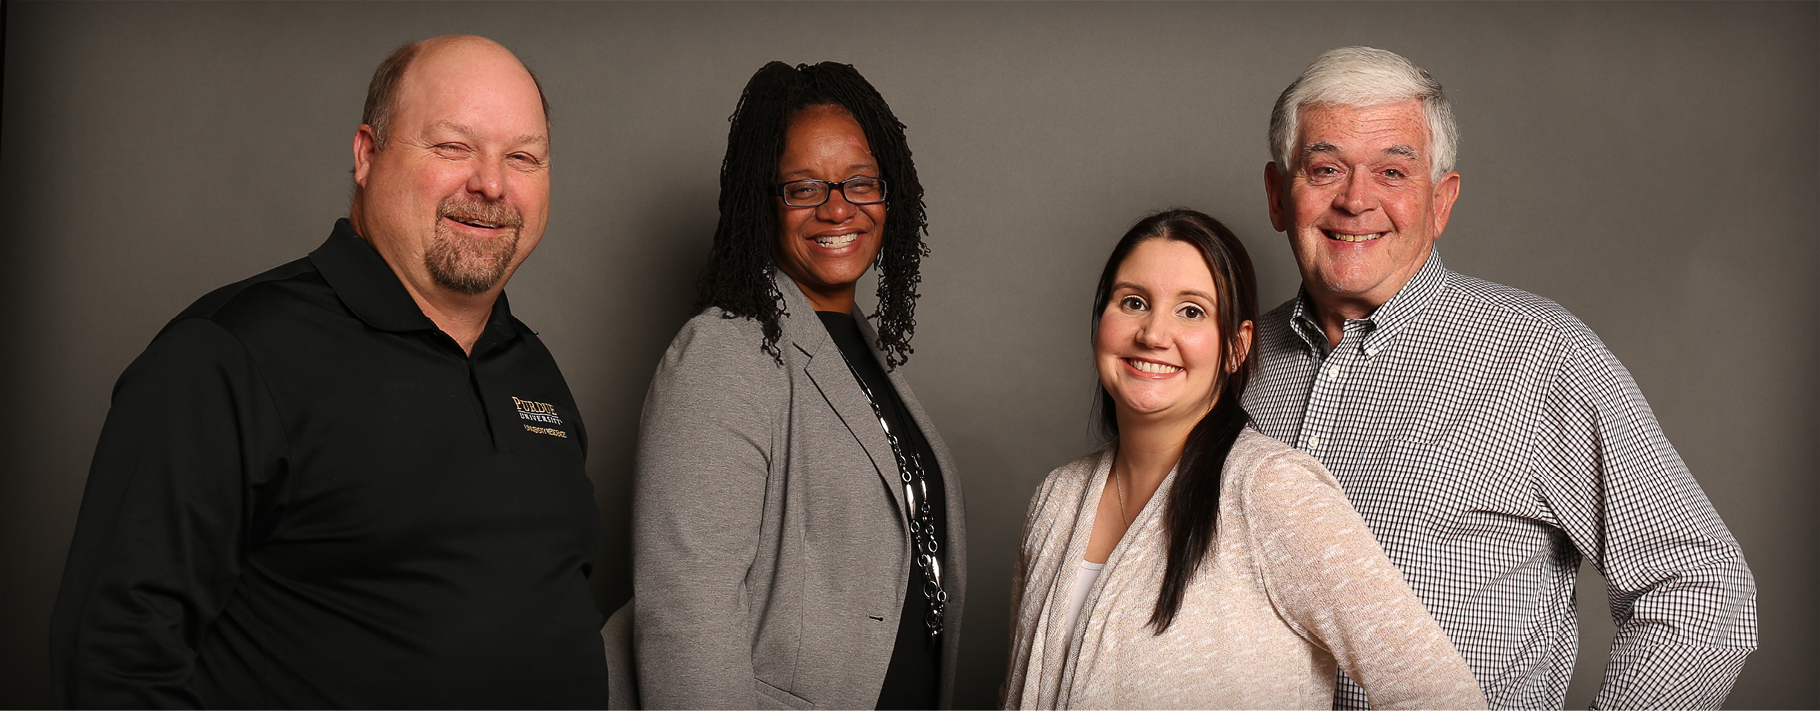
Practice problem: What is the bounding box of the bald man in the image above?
[51,36,611,708]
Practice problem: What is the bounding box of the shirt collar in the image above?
[472,292,529,357]
[1289,248,1451,355]
[310,219,529,351]
[1288,291,1322,352]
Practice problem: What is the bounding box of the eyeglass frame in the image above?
[770,176,890,208]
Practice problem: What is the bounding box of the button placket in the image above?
[1300,321,1371,455]
[1300,347,1338,454]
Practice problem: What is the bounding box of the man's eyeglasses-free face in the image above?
[772,176,888,208]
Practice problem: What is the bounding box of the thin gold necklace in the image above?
[1113,457,1130,526]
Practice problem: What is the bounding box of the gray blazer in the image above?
[632,275,966,710]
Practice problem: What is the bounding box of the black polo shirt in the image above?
[51,220,611,709]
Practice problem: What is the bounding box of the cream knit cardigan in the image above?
[1002,429,1487,709]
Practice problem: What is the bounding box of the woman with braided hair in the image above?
[630,62,964,709]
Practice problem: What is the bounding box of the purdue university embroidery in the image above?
[513,397,568,438]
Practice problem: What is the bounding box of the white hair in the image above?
[1268,46,1458,181]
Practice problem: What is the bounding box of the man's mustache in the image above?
[438,198,524,231]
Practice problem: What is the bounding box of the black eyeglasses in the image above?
[772,176,888,207]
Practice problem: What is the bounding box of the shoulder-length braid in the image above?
[693,61,929,368]
[1089,209,1260,633]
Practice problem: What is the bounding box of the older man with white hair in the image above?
[1244,46,1756,709]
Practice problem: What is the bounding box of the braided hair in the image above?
[693,61,929,369]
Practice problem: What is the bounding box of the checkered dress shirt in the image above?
[1243,252,1756,710]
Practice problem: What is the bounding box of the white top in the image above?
[1003,429,1487,709]
[1061,559,1104,654]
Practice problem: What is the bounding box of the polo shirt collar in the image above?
[309,219,530,351]
[1289,248,1451,355]
[471,293,528,357]
[311,219,437,332]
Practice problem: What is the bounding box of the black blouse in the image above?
[816,311,947,710]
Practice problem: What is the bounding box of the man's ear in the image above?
[352,125,381,189]
[1429,171,1462,240]
[1264,162,1288,233]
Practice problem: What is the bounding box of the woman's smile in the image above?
[1123,357,1184,377]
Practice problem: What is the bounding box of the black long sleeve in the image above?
[51,222,610,709]
[53,319,286,708]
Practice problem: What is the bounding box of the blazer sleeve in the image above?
[1242,450,1488,710]
[632,316,780,709]
[51,318,287,709]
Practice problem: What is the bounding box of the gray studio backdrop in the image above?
[3,2,1815,708]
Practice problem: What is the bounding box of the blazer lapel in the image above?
[858,314,966,555]
[854,311,969,704]
[778,274,909,517]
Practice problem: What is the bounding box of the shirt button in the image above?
[1307,434,1322,449]
[1325,364,1341,380]
[1366,346,1379,357]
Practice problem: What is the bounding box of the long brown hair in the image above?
[1090,209,1259,633]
